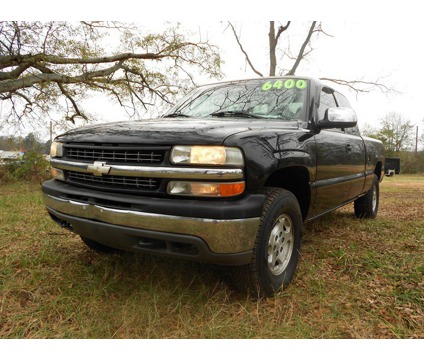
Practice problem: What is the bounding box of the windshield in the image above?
[166,78,308,120]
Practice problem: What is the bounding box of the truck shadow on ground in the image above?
[59,238,237,298]
[53,210,358,303]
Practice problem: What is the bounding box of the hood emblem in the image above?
[87,161,111,176]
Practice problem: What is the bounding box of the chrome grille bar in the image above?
[51,158,244,181]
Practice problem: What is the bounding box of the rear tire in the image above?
[231,188,302,297]
[354,174,379,219]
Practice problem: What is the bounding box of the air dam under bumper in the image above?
[43,193,261,265]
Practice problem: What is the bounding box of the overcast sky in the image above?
[4,2,423,141]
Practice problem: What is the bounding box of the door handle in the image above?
[345,143,352,152]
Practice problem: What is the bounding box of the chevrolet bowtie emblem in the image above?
[87,161,111,176]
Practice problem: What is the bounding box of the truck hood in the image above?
[55,118,300,145]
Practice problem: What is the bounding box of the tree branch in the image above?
[0,43,201,69]
[228,22,263,77]
[319,77,395,95]
[0,61,124,93]
[57,83,87,123]
[286,21,317,76]
[275,22,290,44]
[0,62,32,80]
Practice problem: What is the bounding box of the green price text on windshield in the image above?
[262,79,307,91]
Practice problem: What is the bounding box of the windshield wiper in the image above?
[209,110,262,119]
[164,112,191,118]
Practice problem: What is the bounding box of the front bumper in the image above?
[42,180,264,265]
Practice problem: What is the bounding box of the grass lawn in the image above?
[0,175,423,338]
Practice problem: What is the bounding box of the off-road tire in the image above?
[231,188,302,298]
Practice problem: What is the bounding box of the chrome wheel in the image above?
[267,214,294,276]
[230,188,302,297]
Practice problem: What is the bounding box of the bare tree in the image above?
[227,21,392,95]
[0,21,222,130]
[228,21,322,77]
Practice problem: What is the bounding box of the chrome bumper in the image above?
[43,194,260,254]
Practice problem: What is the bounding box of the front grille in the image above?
[61,144,169,194]
[67,171,160,191]
[64,144,166,164]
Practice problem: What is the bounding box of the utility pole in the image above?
[415,126,419,154]
[50,120,53,144]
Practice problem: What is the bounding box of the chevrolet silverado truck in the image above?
[42,76,384,297]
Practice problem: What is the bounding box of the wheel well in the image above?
[264,166,310,220]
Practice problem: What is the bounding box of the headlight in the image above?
[170,146,244,166]
[50,142,63,157]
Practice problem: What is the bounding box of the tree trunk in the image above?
[269,22,277,76]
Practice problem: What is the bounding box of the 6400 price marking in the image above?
[262,79,307,91]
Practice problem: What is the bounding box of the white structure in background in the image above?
[0,150,21,164]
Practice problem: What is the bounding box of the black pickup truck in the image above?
[42,76,384,297]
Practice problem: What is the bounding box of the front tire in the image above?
[231,188,302,297]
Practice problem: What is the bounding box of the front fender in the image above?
[224,129,316,190]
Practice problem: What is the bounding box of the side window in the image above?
[334,92,361,136]
[318,91,337,120]
[334,92,351,108]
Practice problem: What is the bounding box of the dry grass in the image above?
[0,176,423,338]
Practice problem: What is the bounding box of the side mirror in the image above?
[316,107,357,129]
